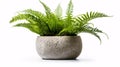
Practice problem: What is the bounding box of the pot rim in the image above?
[37,36,80,37]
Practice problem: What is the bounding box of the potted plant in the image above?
[10,0,109,60]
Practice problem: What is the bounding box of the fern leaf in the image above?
[64,0,73,27]
[22,9,46,21]
[80,26,102,44]
[23,10,51,32]
[88,27,109,39]
[76,12,109,25]
[14,23,41,35]
[10,14,39,24]
[26,18,38,24]
[66,0,73,16]
[58,25,77,36]
[54,4,62,18]
[39,0,51,18]
[39,0,62,33]
[10,13,51,35]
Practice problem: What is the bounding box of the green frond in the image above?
[54,4,62,18]
[21,9,51,29]
[39,1,64,34]
[64,0,73,27]
[66,0,73,16]
[14,23,41,35]
[10,14,39,24]
[39,0,51,18]
[10,13,51,35]
[76,12,109,25]
[22,9,46,20]
[10,14,30,23]
[80,26,102,44]
[88,27,109,39]
[26,18,38,24]
[86,23,94,27]
[58,25,77,36]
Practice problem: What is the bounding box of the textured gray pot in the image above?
[36,36,82,60]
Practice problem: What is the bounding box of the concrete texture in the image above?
[36,36,82,60]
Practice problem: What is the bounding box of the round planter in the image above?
[36,36,82,60]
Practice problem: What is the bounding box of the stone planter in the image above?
[36,36,82,60]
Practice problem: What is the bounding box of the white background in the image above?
[0,0,120,67]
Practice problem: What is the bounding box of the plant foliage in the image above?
[10,0,109,43]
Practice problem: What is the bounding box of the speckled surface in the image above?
[36,36,82,60]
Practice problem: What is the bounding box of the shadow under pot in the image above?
[36,36,82,60]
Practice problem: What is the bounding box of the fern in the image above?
[10,0,110,43]
[54,4,62,18]
[66,0,73,17]
[58,25,78,36]
[10,14,38,23]
[22,9,46,21]
[64,0,73,27]
[39,0,51,18]
[14,23,41,35]
[81,28,102,44]
[75,12,109,26]
[10,13,51,35]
